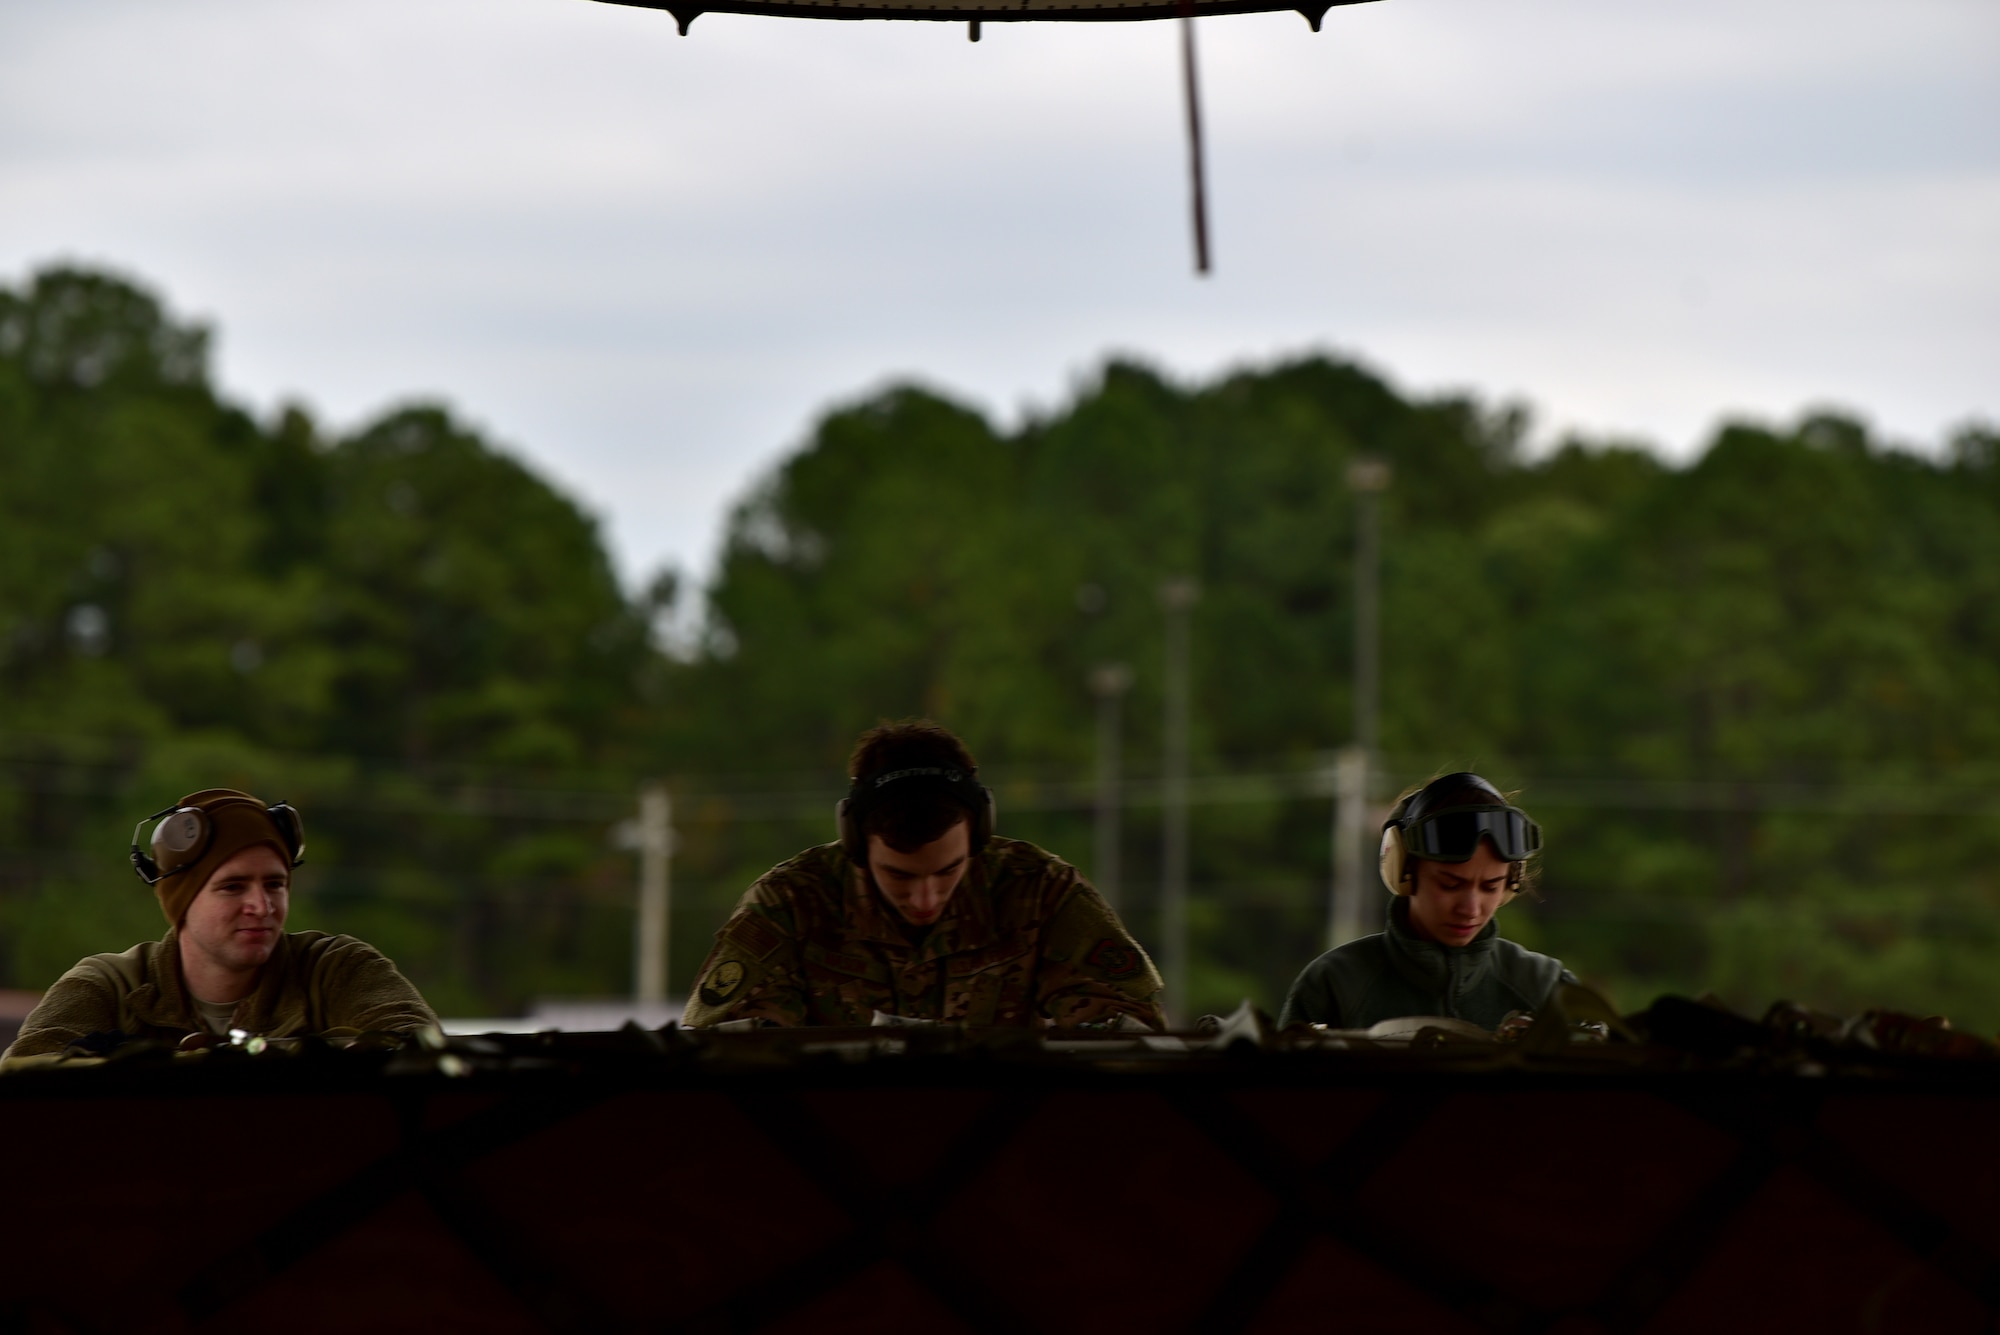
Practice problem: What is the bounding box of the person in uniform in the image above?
[5,788,438,1058]
[683,720,1166,1029]
[1278,772,1576,1031]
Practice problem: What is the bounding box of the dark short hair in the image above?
[849,720,979,853]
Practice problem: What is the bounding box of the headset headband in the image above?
[1398,772,1506,826]
[844,765,987,822]
[130,797,305,886]
[837,763,994,862]
[863,766,976,791]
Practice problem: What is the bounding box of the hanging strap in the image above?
[1179,0,1211,275]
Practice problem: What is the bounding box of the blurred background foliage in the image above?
[3,263,1997,1026]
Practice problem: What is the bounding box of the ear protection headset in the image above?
[836,766,995,865]
[1378,772,1539,901]
[130,796,305,885]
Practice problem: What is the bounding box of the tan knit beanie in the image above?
[149,789,304,927]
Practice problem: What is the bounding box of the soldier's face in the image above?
[181,844,291,975]
[867,820,972,927]
[1406,842,1510,947]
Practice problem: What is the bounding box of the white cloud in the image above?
[3,0,1995,587]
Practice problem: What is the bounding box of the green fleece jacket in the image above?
[3,928,437,1059]
[1278,898,1576,1031]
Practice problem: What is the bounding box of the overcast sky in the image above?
[4,0,1995,590]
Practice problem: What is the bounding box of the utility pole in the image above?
[1089,663,1134,910]
[1328,746,1368,950]
[1158,577,1199,1025]
[635,781,672,1005]
[1336,456,1390,945]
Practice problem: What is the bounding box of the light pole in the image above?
[635,781,673,1004]
[1089,663,1133,911]
[1328,745,1368,950]
[1158,576,1199,1025]
[1332,456,1390,947]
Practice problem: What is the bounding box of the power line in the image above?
[1,735,1995,821]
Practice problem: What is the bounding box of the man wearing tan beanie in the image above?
[5,788,438,1058]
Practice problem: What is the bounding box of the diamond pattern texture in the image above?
[1,1069,1993,1332]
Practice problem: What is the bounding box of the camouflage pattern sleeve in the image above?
[1034,880,1167,1031]
[681,881,810,1028]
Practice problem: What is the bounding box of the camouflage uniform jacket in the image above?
[683,837,1165,1029]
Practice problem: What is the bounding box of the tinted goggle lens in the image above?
[1408,806,1540,861]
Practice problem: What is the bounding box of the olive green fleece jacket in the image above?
[3,928,438,1059]
[1278,897,1576,1031]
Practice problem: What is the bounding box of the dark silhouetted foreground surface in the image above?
[2,1006,1995,1333]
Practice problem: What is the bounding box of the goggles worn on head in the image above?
[1403,804,1542,863]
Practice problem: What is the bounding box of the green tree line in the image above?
[4,263,1997,1027]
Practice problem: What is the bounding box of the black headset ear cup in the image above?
[836,797,863,865]
[972,787,995,856]
[267,803,305,866]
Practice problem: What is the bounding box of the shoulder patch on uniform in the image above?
[731,913,784,960]
[1086,938,1142,981]
[699,959,747,1006]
